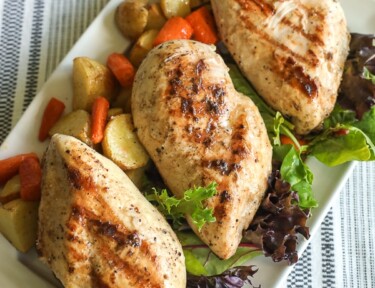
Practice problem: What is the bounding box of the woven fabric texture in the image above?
[0,1,374,287]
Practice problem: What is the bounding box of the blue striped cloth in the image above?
[0,1,374,287]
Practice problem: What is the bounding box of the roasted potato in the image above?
[125,165,148,189]
[73,57,116,111]
[102,114,149,170]
[146,3,167,30]
[161,0,191,18]
[129,29,159,67]
[0,199,39,252]
[49,109,93,146]
[189,0,208,9]
[112,86,133,113]
[0,175,20,204]
[115,0,149,39]
[107,108,124,119]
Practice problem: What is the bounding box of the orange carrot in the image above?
[19,157,42,201]
[0,153,38,184]
[107,53,135,87]
[39,97,65,141]
[91,97,110,144]
[185,7,219,45]
[280,135,308,150]
[153,17,193,47]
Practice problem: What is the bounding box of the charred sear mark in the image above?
[213,203,227,222]
[181,98,193,114]
[236,0,324,46]
[283,57,318,98]
[195,59,206,75]
[204,159,241,175]
[211,85,225,104]
[230,115,250,157]
[191,77,202,94]
[236,0,274,15]
[220,190,231,203]
[206,99,220,114]
[169,77,183,95]
[88,220,141,249]
[66,165,95,190]
[90,269,110,288]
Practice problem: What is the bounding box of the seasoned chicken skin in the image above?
[132,40,272,259]
[211,0,350,134]
[37,134,186,288]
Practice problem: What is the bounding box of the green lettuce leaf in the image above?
[146,182,218,230]
[229,64,315,208]
[178,232,261,276]
[308,106,375,165]
[310,125,375,166]
[353,107,375,145]
[279,146,317,208]
[363,66,375,85]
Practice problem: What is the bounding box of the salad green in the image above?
[141,33,375,286]
[145,182,217,230]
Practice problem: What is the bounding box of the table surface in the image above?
[0,0,374,287]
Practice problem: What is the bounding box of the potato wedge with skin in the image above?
[146,3,167,30]
[49,110,93,147]
[115,0,148,39]
[161,0,191,18]
[0,175,20,204]
[112,86,132,113]
[189,0,208,9]
[129,29,159,67]
[73,57,116,111]
[107,108,124,119]
[102,114,149,170]
[0,199,39,252]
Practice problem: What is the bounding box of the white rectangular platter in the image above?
[0,0,374,287]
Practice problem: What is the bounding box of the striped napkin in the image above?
[0,0,374,287]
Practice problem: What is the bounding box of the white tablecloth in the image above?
[0,0,374,287]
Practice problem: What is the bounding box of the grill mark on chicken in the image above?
[67,205,164,287]
[238,13,319,68]
[38,135,186,287]
[236,10,320,98]
[236,0,325,46]
[166,59,251,171]
[234,0,321,69]
[90,268,110,288]
[95,244,163,288]
[273,55,318,98]
[236,0,274,15]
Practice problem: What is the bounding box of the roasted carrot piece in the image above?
[107,53,135,88]
[38,97,65,141]
[19,157,42,201]
[185,6,218,45]
[153,17,193,47]
[0,153,38,184]
[91,96,110,144]
[280,135,308,150]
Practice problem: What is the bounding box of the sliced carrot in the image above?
[91,97,110,144]
[39,97,66,141]
[19,157,42,201]
[107,53,135,88]
[0,153,38,184]
[153,17,193,47]
[280,135,308,150]
[185,6,219,45]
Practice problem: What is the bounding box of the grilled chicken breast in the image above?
[37,134,186,288]
[211,0,350,134]
[132,40,272,259]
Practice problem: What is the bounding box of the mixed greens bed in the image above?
[138,34,375,287]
